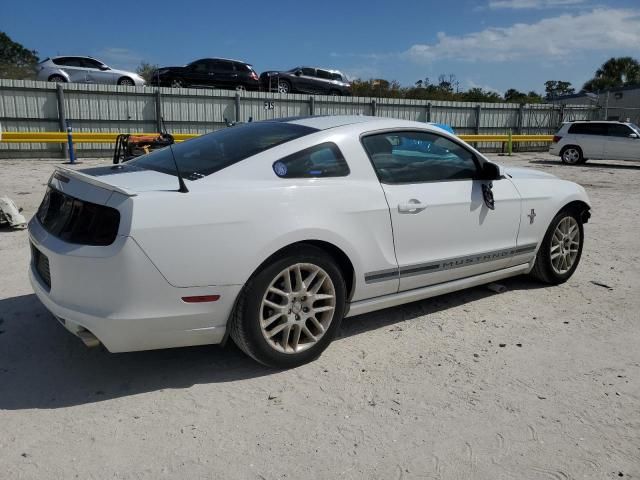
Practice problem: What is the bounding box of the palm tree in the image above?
[582,57,640,92]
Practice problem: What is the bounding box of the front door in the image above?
[605,123,640,160]
[361,130,521,292]
[83,58,115,85]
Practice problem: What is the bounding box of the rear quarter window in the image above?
[273,143,350,178]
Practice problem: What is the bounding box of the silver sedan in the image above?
[36,56,146,86]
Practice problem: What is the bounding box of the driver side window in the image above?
[361,131,478,184]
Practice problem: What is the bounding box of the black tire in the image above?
[118,77,135,86]
[560,145,585,165]
[230,245,347,368]
[171,79,185,88]
[530,207,585,284]
[329,89,341,96]
[277,79,291,94]
[48,75,66,83]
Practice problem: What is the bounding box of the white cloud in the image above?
[466,79,503,95]
[405,9,640,63]
[488,0,586,9]
[341,65,383,81]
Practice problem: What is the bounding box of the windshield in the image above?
[629,123,640,134]
[128,122,318,180]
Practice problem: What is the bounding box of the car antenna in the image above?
[162,116,188,193]
[168,143,189,193]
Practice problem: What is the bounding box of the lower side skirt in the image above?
[346,263,531,318]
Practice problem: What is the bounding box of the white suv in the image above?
[549,121,640,164]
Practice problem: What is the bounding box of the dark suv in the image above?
[260,67,351,95]
[150,58,260,91]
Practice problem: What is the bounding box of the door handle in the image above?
[398,199,428,213]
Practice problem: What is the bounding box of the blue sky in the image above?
[3,0,639,94]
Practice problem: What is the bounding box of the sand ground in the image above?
[0,153,639,479]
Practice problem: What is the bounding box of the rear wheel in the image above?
[530,208,584,284]
[230,246,346,368]
[560,146,584,165]
[171,79,185,88]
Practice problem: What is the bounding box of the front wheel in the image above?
[561,146,584,165]
[230,246,346,368]
[118,77,135,86]
[278,80,291,94]
[530,208,584,284]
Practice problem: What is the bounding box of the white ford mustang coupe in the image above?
[29,116,591,367]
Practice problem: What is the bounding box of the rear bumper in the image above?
[549,143,561,155]
[28,218,241,352]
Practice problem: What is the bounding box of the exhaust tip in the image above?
[77,329,101,348]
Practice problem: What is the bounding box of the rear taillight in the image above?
[552,135,562,143]
[250,72,258,81]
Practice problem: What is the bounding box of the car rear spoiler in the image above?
[54,166,138,197]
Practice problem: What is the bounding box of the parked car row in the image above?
[37,55,352,95]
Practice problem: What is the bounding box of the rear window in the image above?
[128,122,318,179]
[568,123,607,135]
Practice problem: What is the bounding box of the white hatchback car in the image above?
[29,116,591,367]
[36,56,146,86]
[549,121,640,164]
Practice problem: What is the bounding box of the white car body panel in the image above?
[382,177,521,291]
[29,116,591,353]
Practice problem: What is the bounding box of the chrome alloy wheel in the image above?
[550,216,580,274]
[278,80,290,94]
[260,263,336,354]
[562,147,581,164]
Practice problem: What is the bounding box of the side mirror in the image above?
[99,65,110,71]
[629,133,639,139]
[480,162,501,181]
[295,70,302,76]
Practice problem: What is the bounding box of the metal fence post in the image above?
[155,89,163,132]
[475,105,481,134]
[371,99,377,116]
[66,120,76,164]
[309,96,315,116]
[517,103,524,134]
[426,102,432,123]
[235,93,241,123]
[56,83,68,159]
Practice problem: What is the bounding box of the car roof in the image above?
[274,115,439,131]
[51,55,99,60]
[294,66,344,74]
[191,57,250,65]
[565,120,631,124]
[276,115,386,130]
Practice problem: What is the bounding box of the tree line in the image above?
[1,31,639,104]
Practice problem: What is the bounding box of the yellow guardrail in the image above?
[0,131,554,144]
[0,132,198,143]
